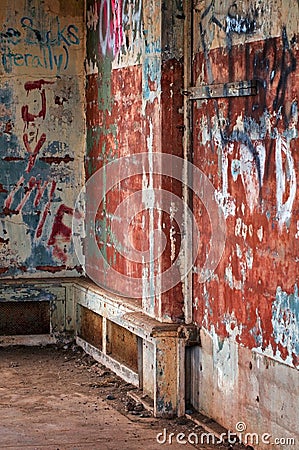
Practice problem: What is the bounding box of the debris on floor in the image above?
[0,344,246,450]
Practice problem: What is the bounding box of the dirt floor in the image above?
[0,344,244,450]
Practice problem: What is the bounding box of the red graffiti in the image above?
[4,78,74,264]
[4,80,51,239]
[16,177,47,213]
[5,176,56,239]
[40,155,74,165]
[21,80,54,126]
[35,265,66,273]
[48,204,73,244]
[23,132,47,172]
[21,90,47,124]
[48,205,73,262]
[35,180,57,238]
[98,0,142,58]
[4,79,49,213]
[33,179,52,207]
[24,80,54,91]
[99,0,123,57]
[4,176,25,209]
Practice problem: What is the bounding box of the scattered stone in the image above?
[92,366,110,377]
[130,410,141,415]
[177,417,189,425]
[134,403,144,412]
[124,398,136,411]
[106,394,116,400]
[140,411,152,418]
[9,362,19,368]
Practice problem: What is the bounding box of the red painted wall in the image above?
[192,27,299,366]
[85,0,185,321]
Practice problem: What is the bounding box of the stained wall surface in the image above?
[190,0,299,445]
[85,0,185,320]
[0,0,298,445]
[0,0,85,277]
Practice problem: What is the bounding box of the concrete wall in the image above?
[190,0,299,447]
[85,0,185,321]
[0,0,298,444]
[0,0,85,277]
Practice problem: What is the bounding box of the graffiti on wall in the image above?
[195,1,298,231]
[0,15,80,74]
[194,0,279,53]
[192,0,299,367]
[99,0,142,58]
[86,0,143,67]
[0,79,77,272]
[0,0,85,275]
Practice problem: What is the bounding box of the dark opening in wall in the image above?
[0,301,50,335]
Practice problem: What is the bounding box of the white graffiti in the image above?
[275,135,296,230]
[217,131,296,229]
[240,142,266,214]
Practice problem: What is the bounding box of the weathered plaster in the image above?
[0,0,85,277]
[85,0,184,322]
[192,0,299,369]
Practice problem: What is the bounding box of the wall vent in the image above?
[0,301,50,336]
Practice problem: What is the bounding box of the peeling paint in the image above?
[0,0,85,277]
[272,285,299,366]
[257,226,263,242]
[192,0,299,372]
[275,135,296,230]
[210,325,239,393]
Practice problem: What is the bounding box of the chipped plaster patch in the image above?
[257,226,263,242]
[272,285,299,364]
[210,323,240,394]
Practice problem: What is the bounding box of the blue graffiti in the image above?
[20,16,80,47]
[0,16,80,74]
[2,45,69,73]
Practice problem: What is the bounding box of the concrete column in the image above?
[152,325,200,418]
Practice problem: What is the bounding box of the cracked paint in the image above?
[272,285,299,367]
[192,0,299,372]
[0,0,85,277]
[85,0,184,322]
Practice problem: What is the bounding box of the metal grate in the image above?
[0,301,50,336]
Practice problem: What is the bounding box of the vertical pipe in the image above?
[182,0,193,324]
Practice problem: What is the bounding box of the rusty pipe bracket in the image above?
[183,79,257,100]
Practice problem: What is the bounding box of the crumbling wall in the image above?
[0,0,85,277]
[85,0,184,321]
[190,0,299,445]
